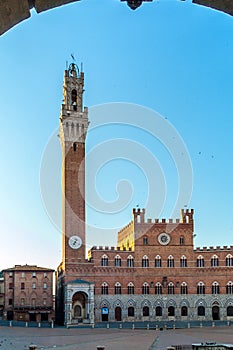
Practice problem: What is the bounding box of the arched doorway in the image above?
[168,306,175,317]
[155,306,162,317]
[197,305,205,316]
[143,306,149,317]
[227,306,233,316]
[101,307,109,322]
[72,292,87,322]
[115,306,122,321]
[181,306,188,317]
[212,305,220,320]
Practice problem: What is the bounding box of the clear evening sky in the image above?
[0,0,233,271]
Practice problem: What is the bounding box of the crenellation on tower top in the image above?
[132,208,194,225]
[180,208,194,224]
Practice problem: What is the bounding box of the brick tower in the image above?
[56,63,94,326]
[59,62,88,268]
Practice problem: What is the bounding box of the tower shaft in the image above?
[59,63,88,267]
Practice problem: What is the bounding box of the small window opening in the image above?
[71,89,77,111]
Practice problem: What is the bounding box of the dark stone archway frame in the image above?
[0,0,233,37]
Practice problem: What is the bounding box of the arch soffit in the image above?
[99,299,111,309]
[179,299,190,307]
[195,298,207,308]
[141,299,151,308]
[224,298,233,308]
[127,299,136,307]
[113,299,124,309]
[154,299,164,308]
[166,299,177,308]
[71,290,88,300]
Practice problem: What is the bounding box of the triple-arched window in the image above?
[226,254,233,267]
[142,282,149,294]
[197,255,204,267]
[127,255,134,267]
[101,282,109,295]
[101,254,108,267]
[180,282,188,295]
[168,282,174,294]
[226,281,233,294]
[155,282,162,295]
[212,281,220,294]
[211,254,219,267]
[114,282,121,294]
[180,255,187,267]
[197,281,205,294]
[127,282,134,295]
[167,255,174,268]
[115,254,121,267]
[142,255,149,268]
[155,255,162,268]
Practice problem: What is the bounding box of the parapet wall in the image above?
[132,208,194,225]
[195,245,233,252]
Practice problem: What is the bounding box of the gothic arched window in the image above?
[226,254,233,267]
[142,255,149,268]
[211,255,219,267]
[127,255,134,267]
[114,254,121,267]
[101,282,108,295]
[168,282,174,294]
[142,282,149,294]
[197,281,205,295]
[180,282,188,295]
[197,255,204,267]
[212,281,220,294]
[101,254,109,267]
[155,282,162,295]
[127,282,134,295]
[180,255,187,267]
[226,281,233,294]
[155,255,162,268]
[115,282,121,295]
[167,255,174,268]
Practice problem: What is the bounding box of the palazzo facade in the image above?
[56,63,233,326]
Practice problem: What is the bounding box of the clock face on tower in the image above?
[158,232,170,245]
[68,235,82,249]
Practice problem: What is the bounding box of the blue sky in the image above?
[0,0,233,270]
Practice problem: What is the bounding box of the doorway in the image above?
[101,307,109,321]
[115,306,122,321]
[212,305,220,320]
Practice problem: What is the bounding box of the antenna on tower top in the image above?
[71,53,76,62]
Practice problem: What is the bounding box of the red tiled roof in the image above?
[3,265,54,272]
